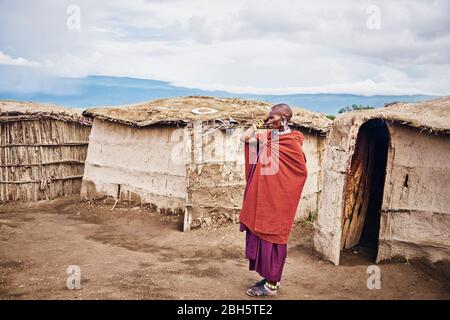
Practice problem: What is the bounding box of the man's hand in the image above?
[240,125,257,143]
[254,119,266,129]
[240,119,266,143]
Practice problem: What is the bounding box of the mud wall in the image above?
[313,121,353,265]
[295,128,326,221]
[314,118,450,267]
[378,124,450,264]
[183,122,244,229]
[82,119,326,228]
[184,121,326,230]
[0,119,90,201]
[81,119,186,214]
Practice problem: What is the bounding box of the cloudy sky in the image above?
[0,0,449,95]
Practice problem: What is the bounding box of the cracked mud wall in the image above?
[185,121,326,230]
[313,122,353,265]
[314,119,450,267]
[378,124,450,265]
[81,119,326,229]
[81,119,186,214]
[297,129,326,221]
[183,122,245,229]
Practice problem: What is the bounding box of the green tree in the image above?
[338,104,374,114]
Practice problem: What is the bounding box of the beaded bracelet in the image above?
[264,282,278,291]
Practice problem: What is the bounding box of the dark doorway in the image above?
[340,119,390,264]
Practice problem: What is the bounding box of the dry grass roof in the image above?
[334,96,450,134]
[83,96,331,133]
[0,100,91,125]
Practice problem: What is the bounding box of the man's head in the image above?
[265,103,293,129]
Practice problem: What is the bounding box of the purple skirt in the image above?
[240,223,287,282]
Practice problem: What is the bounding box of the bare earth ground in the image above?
[0,196,448,300]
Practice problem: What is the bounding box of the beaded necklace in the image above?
[273,126,291,136]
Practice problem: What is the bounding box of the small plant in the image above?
[303,210,318,227]
[325,114,336,120]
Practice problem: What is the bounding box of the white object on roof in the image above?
[191,107,218,115]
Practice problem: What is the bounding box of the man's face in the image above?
[265,109,283,129]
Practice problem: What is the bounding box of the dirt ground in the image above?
[0,197,448,300]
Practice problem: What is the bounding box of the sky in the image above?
[0,0,449,96]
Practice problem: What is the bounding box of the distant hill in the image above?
[0,74,438,114]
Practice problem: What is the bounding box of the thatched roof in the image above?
[0,100,91,125]
[83,96,331,133]
[334,96,450,134]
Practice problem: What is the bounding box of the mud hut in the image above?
[314,96,450,268]
[0,100,92,202]
[81,96,331,231]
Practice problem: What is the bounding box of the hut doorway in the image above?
[340,119,390,263]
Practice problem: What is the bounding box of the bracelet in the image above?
[264,282,278,291]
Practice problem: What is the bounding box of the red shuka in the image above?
[239,130,308,244]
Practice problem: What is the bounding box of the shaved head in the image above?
[271,103,293,121]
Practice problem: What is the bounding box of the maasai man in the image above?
[239,103,308,297]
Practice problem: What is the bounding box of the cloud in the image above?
[0,0,449,96]
[171,79,439,96]
[0,51,40,67]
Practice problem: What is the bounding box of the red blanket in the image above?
[239,130,308,244]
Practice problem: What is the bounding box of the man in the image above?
[239,103,308,297]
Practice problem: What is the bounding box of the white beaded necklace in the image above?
[274,127,291,136]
